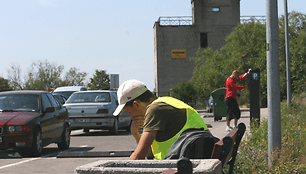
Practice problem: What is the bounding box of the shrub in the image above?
[170,81,197,107]
[229,92,306,173]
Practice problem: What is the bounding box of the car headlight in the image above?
[8,125,25,132]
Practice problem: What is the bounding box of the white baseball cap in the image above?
[113,79,148,116]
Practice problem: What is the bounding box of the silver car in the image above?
[63,90,131,135]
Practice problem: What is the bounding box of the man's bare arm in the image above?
[130,115,144,144]
[129,130,157,160]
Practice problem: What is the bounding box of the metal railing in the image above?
[156,16,266,26]
[240,16,266,24]
[157,16,193,26]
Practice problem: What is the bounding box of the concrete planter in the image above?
[76,159,222,174]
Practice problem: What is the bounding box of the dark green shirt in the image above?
[143,102,187,142]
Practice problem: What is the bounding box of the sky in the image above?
[1,0,305,91]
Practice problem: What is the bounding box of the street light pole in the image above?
[266,0,281,168]
[284,0,292,106]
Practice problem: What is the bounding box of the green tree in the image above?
[220,18,267,107]
[87,70,110,90]
[24,60,64,90]
[7,64,24,90]
[190,12,306,108]
[0,77,12,92]
[190,47,229,100]
[278,11,306,97]
[171,81,197,106]
[61,67,87,86]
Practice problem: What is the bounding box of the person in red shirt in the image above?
[225,69,252,131]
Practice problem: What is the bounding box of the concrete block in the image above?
[76,159,222,174]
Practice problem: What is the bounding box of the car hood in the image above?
[0,112,39,125]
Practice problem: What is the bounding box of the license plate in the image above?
[75,118,91,123]
[0,137,2,143]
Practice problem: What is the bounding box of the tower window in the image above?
[212,7,220,12]
[200,33,208,48]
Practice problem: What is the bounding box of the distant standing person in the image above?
[225,69,251,132]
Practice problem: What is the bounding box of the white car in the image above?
[53,86,87,99]
[63,90,131,135]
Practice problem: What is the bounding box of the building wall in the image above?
[154,0,241,97]
[154,25,198,96]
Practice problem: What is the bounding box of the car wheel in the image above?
[83,128,89,133]
[110,118,119,135]
[31,128,43,157]
[57,124,70,150]
[18,150,30,157]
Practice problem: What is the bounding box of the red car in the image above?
[0,90,70,156]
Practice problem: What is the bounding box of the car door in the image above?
[46,93,64,140]
[40,94,56,143]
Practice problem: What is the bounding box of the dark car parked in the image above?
[0,90,70,157]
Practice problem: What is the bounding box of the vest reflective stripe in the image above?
[151,97,208,160]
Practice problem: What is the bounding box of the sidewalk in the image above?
[199,108,268,140]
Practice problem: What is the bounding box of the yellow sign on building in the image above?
[171,49,186,59]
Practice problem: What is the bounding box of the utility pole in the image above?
[284,0,291,106]
[266,0,281,167]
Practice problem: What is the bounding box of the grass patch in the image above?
[227,92,306,173]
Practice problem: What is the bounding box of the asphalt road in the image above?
[0,129,135,174]
[0,108,265,174]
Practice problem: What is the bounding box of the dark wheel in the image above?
[110,118,119,135]
[214,117,217,122]
[18,150,30,157]
[31,128,43,157]
[57,124,70,150]
[83,128,89,133]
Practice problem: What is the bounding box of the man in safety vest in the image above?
[113,79,208,160]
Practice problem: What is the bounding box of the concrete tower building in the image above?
[153,0,241,96]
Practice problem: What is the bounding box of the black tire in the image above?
[110,118,119,135]
[31,128,43,157]
[57,124,70,150]
[83,128,89,133]
[18,150,30,157]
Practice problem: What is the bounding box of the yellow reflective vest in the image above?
[150,97,208,160]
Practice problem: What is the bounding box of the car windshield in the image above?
[66,92,111,103]
[0,94,40,112]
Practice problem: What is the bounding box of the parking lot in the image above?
[0,108,267,174]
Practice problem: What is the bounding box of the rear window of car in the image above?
[66,92,111,103]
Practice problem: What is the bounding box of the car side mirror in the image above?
[45,107,55,113]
